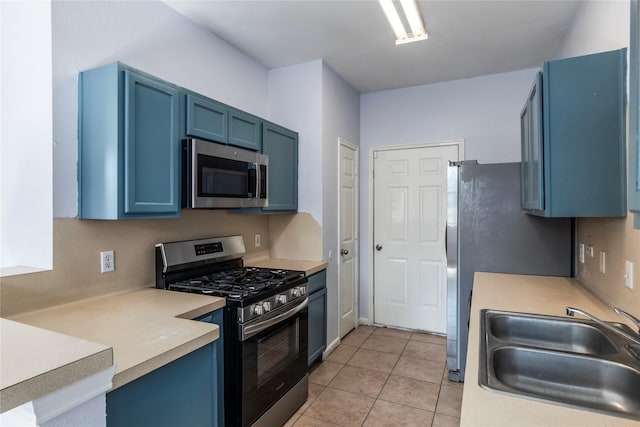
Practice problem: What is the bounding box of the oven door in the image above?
[240,299,308,427]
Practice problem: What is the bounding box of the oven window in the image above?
[257,321,299,387]
[240,308,308,427]
[198,154,248,198]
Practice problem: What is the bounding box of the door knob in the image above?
[340,249,349,255]
[375,244,383,251]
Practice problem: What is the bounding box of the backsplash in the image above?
[576,214,640,318]
[0,210,269,317]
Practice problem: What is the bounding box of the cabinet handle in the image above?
[375,244,383,251]
[340,249,349,255]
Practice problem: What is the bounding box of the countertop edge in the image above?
[0,328,113,414]
[111,325,219,390]
[2,288,226,408]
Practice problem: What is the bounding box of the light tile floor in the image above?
[285,326,463,426]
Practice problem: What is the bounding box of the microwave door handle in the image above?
[247,163,257,197]
[253,163,260,198]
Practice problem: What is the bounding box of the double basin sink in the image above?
[480,309,640,420]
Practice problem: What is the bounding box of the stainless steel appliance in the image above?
[155,235,308,427]
[445,161,573,382]
[182,138,268,209]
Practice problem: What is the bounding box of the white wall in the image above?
[358,68,538,320]
[52,1,269,217]
[268,60,360,347]
[556,0,629,59]
[268,61,324,223]
[321,63,360,345]
[1,1,53,274]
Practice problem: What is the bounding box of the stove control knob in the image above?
[291,288,300,298]
[277,294,288,305]
[298,286,307,296]
[253,304,264,316]
[262,302,272,312]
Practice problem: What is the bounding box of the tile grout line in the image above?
[303,326,456,427]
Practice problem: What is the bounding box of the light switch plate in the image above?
[599,251,606,274]
[579,243,585,264]
[586,245,594,257]
[625,261,634,289]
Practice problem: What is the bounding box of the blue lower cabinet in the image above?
[308,270,327,366]
[107,309,223,427]
[106,342,217,427]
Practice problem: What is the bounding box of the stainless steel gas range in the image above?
[155,235,309,427]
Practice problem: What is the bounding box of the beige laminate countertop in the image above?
[461,272,640,427]
[246,258,328,276]
[0,319,112,413]
[4,287,225,409]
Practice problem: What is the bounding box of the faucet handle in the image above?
[614,308,640,333]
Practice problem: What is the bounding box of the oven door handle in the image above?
[241,298,308,341]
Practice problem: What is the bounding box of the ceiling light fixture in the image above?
[378,0,428,45]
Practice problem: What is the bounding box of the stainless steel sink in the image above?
[488,312,618,355]
[480,310,640,420]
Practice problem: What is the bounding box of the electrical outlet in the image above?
[254,234,261,248]
[101,250,114,273]
[579,243,585,264]
[599,251,606,274]
[625,261,634,289]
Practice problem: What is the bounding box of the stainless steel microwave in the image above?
[182,138,268,209]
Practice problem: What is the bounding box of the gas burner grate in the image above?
[165,267,305,300]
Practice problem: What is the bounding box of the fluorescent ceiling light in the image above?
[378,0,428,45]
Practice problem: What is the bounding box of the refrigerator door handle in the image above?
[444,227,447,253]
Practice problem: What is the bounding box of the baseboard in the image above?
[358,317,371,326]
[323,336,341,359]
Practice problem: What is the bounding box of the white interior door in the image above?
[373,144,459,333]
[339,140,358,338]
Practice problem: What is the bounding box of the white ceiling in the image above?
[165,0,582,93]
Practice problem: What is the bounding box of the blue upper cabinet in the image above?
[180,90,261,151]
[183,90,228,143]
[262,121,299,212]
[79,63,180,219]
[521,49,627,217]
[630,0,640,228]
[228,108,261,151]
[520,72,544,212]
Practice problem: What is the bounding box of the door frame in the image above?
[367,140,464,326]
[337,137,360,336]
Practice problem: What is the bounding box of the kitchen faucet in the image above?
[613,308,640,334]
[566,306,640,346]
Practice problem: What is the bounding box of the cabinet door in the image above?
[543,49,626,217]
[186,92,228,143]
[228,108,261,151]
[308,288,327,366]
[262,122,298,212]
[123,70,180,215]
[521,72,544,212]
[106,343,215,427]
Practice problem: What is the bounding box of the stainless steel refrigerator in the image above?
[445,161,573,382]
